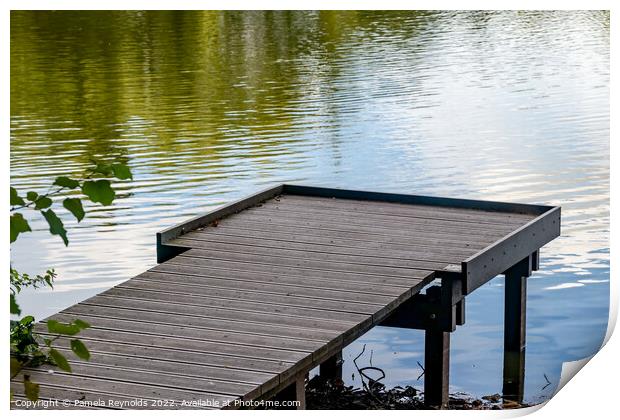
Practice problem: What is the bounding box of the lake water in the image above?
[10,10,609,404]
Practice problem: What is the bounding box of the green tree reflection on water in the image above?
[11,11,431,169]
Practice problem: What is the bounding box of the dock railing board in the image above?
[11,185,560,410]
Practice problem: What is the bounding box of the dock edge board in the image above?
[462,206,561,294]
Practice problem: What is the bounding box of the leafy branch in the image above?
[10,160,131,401]
[10,161,132,246]
[10,316,91,401]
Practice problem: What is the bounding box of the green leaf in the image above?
[10,213,31,243]
[54,176,80,189]
[26,191,39,201]
[47,319,80,336]
[111,163,132,180]
[23,376,39,401]
[81,180,115,206]
[20,315,35,325]
[93,163,112,176]
[10,294,21,315]
[34,196,53,210]
[63,198,85,222]
[49,348,71,372]
[70,339,90,361]
[10,357,22,378]
[41,209,68,246]
[73,319,91,329]
[10,187,25,206]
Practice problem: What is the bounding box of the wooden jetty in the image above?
[11,185,560,409]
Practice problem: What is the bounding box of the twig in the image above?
[353,344,367,390]
[417,361,425,381]
[10,167,98,212]
[351,344,386,406]
[359,366,386,385]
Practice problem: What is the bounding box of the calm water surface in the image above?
[10,11,609,403]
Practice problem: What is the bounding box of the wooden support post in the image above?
[381,276,463,409]
[423,284,450,408]
[273,374,306,409]
[320,351,343,380]
[295,375,306,410]
[424,328,450,408]
[531,250,540,271]
[455,299,465,326]
[502,255,531,403]
[503,349,526,404]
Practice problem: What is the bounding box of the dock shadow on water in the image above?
[10,10,609,407]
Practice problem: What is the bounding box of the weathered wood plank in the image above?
[47,336,292,374]
[269,206,529,230]
[66,296,340,343]
[279,187,544,215]
[116,280,384,315]
[169,249,433,279]
[130,275,395,306]
[36,326,309,363]
[277,194,535,224]
[96,287,372,323]
[158,185,283,245]
[12,370,238,406]
[56,355,273,389]
[35,362,262,400]
[56,307,343,349]
[280,185,552,215]
[170,236,467,265]
[187,222,499,250]
[182,246,447,273]
[229,205,522,236]
[169,240,452,270]
[167,255,432,287]
[180,229,486,259]
[82,295,370,332]
[54,345,327,401]
[233,207,522,238]
[143,267,412,298]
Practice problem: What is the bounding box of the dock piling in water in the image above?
[502,255,532,403]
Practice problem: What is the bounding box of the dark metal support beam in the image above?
[502,255,531,403]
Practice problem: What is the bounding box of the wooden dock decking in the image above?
[11,185,561,409]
